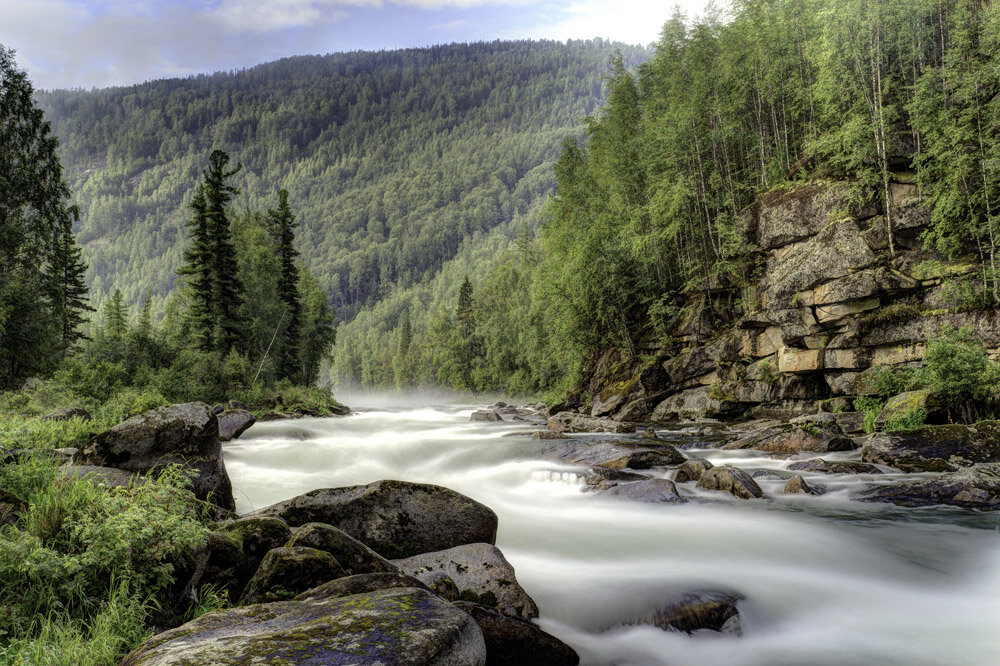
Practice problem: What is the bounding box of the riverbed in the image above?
[225,401,1000,666]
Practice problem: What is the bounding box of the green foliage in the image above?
[0,458,210,663]
[853,396,886,433]
[918,324,1000,422]
[0,46,92,388]
[883,407,927,432]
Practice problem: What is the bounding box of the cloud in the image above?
[518,0,717,46]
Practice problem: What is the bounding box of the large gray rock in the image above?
[215,516,294,589]
[860,463,1000,510]
[252,480,498,559]
[724,413,854,453]
[286,523,398,575]
[697,466,767,499]
[77,402,234,512]
[673,458,714,483]
[454,602,580,666]
[651,386,742,421]
[861,421,1000,472]
[40,406,91,422]
[217,409,256,441]
[872,389,941,430]
[240,546,345,605]
[754,183,874,250]
[640,590,744,635]
[121,587,487,666]
[296,572,430,601]
[598,478,687,504]
[393,542,538,619]
[551,441,686,470]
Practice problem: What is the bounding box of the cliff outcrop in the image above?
[571,178,999,423]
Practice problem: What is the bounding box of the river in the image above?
[224,399,1000,666]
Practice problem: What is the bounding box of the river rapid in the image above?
[225,399,1000,666]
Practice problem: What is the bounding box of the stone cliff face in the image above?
[572,178,1000,422]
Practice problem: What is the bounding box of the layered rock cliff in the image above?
[563,178,1000,423]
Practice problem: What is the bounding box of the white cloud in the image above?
[520,0,719,46]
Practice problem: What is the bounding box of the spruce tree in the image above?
[203,150,247,355]
[45,212,94,353]
[266,189,301,381]
[177,185,215,352]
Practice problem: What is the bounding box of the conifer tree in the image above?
[103,288,128,339]
[177,185,215,352]
[266,189,301,381]
[45,212,94,353]
[203,150,247,355]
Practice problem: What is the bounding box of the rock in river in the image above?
[121,587,486,666]
[697,466,767,499]
[860,463,1000,510]
[393,542,539,619]
[251,480,498,559]
[861,421,1000,472]
[454,601,580,666]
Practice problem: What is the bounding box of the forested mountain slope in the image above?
[37,40,646,319]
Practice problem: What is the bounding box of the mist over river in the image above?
[225,399,1000,666]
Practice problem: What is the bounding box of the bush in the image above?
[918,325,1000,422]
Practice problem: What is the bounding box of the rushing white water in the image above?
[225,403,1000,666]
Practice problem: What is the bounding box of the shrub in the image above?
[918,325,1000,422]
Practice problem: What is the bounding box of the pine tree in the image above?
[177,185,215,352]
[45,211,94,353]
[456,276,475,336]
[203,150,247,355]
[103,288,128,339]
[266,189,301,381]
[0,46,90,386]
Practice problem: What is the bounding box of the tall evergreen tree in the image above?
[177,185,215,352]
[0,46,91,386]
[45,211,94,353]
[103,288,128,340]
[203,150,247,355]
[266,189,301,381]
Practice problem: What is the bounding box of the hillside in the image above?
[36,40,647,321]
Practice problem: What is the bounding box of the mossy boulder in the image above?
[286,522,398,575]
[77,401,235,512]
[697,466,767,500]
[393,542,539,620]
[240,546,345,605]
[724,414,854,453]
[122,587,487,665]
[252,480,498,559]
[296,572,430,601]
[872,390,939,430]
[861,421,1000,472]
[860,463,1000,510]
[454,601,580,666]
[215,516,293,588]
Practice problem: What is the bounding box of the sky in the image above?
[0,0,717,90]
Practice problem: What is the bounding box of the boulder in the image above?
[754,183,873,250]
[598,478,687,503]
[673,458,714,484]
[662,347,717,389]
[40,406,91,422]
[784,475,820,495]
[651,386,742,421]
[252,480,498,559]
[861,421,1000,472]
[697,466,767,499]
[286,523,398,575]
[121,587,486,666]
[217,409,256,441]
[640,590,744,634]
[532,430,567,440]
[393,542,539,619]
[551,441,685,470]
[582,467,650,491]
[240,546,345,605]
[471,409,503,422]
[547,412,636,434]
[296,572,430,601]
[215,516,294,587]
[860,463,1000,510]
[872,390,940,430]
[454,602,580,666]
[834,411,866,434]
[787,459,883,475]
[77,402,235,512]
[724,414,854,453]
[180,531,247,603]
